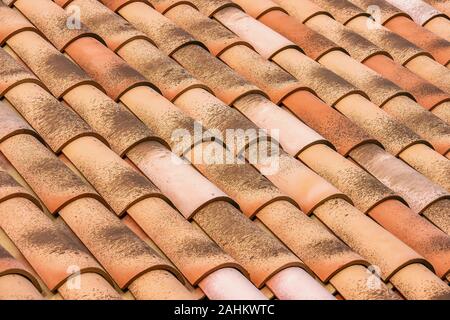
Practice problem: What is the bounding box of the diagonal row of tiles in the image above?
[0,0,449,300]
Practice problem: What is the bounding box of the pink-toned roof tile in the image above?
[0,0,449,301]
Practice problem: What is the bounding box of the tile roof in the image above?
[0,0,449,300]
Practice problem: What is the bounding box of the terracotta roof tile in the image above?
[384,0,446,26]
[306,14,391,62]
[198,267,267,300]
[432,101,450,125]
[282,91,379,156]
[298,144,402,213]
[352,0,450,64]
[335,94,429,156]
[0,2,41,45]
[0,46,45,97]
[167,3,253,56]
[220,45,316,104]
[143,3,442,284]
[256,201,368,283]
[1,119,144,294]
[54,0,74,7]
[405,55,450,94]
[53,1,450,296]
[126,141,235,220]
[51,0,450,288]
[0,134,103,214]
[423,16,450,43]
[8,5,204,154]
[350,0,410,24]
[246,145,351,214]
[314,199,431,281]
[0,188,118,300]
[44,11,380,290]
[128,269,194,300]
[390,263,450,300]
[97,0,151,12]
[119,39,211,101]
[89,0,450,280]
[317,51,410,105]
[311,0,375,23]
[5,83,104,153]
[363,54,450,110]
[115,1,206,56]
[149,1,374,157]
[182,0,242,17]
[270,0,332,22]
[65,37,158,100]
[231,0,284,19]
[0,99,42,149]
[234,94,331,156]
[265,267,335,300]
[185,142,296,218]
[119,87,206,155]
[127,198,247,286]
[273,49,366,105]
[313,0,449,57]
[349,143,449,214]
[162,1,450,159]
[298,145,450,278]
[0,104,189,298]
[422,199,450,235]
[63,85,166,156]
[345,16,430,65]
[399,143,450,191]
[0,195,110,291]
[276,0,450,68]
[57,273,122,300]
[0,242,41,293]
[424,0,450,17]
[369,200,450,278]
[312,0,371,24]
[0,0,449,300]
[268,0,390,61]
[194,200,305,288]
[13,0,105,51]
[0,170,42,216]
[125,143,312,296]
[6,31,103,98]
[329,265,401,299]
[257,9,347,61]
[0,274,43,299]
[381,95,450,155]
[70,0,153,52]
[384,16,450,66]
[2,56,257,300]
[3,0,19,6]
[144,0,194,13]
[238,1,450,155]
[62,137,168,216]
[173,45,267,105]
[59,197,182,289]
[172,89,269,152]
[4,78,257,299]
[215,7,300,60]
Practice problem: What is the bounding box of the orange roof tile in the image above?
[0,0,449,300]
